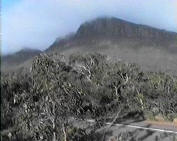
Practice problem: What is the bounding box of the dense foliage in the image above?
[1,53,177,140]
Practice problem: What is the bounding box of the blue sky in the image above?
[2,0,177,55]
[2,0,21,9]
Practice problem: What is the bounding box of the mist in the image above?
[2,0,177,55]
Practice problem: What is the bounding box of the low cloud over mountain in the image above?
[2,0,177,54]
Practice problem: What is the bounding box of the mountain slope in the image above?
[2,17,177,74]
[49,17,177,52]
[47,17,177,75]
[76,17,176,41]
[1,48,42,72]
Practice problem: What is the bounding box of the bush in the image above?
[1,53,177,140]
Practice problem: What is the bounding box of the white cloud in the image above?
[2,0,177,54]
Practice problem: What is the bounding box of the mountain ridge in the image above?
[2,48,42,66]
[76,17,177,40]
[2,17,177,74]
[49,17,177,51]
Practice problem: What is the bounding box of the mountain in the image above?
[49,17,177,52]
[47,17,177,75]
[76,17,176,41]
[1,48,42,72]
[2,17,177,74]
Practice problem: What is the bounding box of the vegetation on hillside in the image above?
[1,53,177,141]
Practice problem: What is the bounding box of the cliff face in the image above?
[76,17,177,42]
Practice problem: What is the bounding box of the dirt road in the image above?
[71,118,177,141]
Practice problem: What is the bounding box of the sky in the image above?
[1,0,177,55]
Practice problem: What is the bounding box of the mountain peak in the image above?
[48,16,177,52]
[76,17,177,42]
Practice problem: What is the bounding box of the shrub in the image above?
[1,53,177,140]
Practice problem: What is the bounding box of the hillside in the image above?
[49,17,177,52]
[1,17,177,141]
[1,48,42,72]
[2,17,177,74]
[2,53,177,140]
[48,17,177,75]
